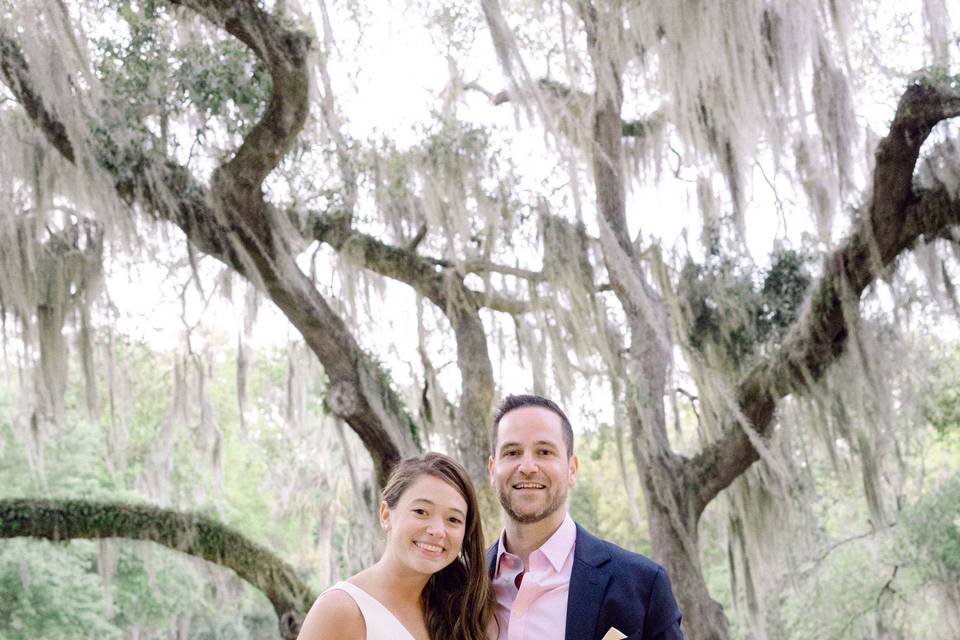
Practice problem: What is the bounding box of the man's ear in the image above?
[487,455,495,484]
[568,454,580,487]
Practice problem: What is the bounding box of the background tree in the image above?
[0,1,959,639]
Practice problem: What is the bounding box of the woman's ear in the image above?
[379,501,391,532]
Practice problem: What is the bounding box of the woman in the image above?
[297,452,494,640]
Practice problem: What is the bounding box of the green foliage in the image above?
[94,0,271,147]
[680,245,812,371]
[747,411,960,640]
[0,540,120,640]
[420,116,491,181]
[922,348,960,436]
[569,424,650,554]
[0,330,345,638]
[901,475,960,584]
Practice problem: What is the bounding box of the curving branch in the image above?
[170,0,309,189]
[0,499,315,640]
[0,10,420,487]
[688,80,960,515]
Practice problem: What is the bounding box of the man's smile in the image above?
[512,481,547,490]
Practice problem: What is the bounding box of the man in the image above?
[486,394,683,640]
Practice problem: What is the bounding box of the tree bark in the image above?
[0,499,315,640]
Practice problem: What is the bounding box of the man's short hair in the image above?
[491,394,574,458]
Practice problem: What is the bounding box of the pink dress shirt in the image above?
[490,514,577,640]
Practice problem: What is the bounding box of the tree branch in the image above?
[311,213,448,306]
[0,34,74,162]
[0,499,315,640]
[468,78,661,138]
[460,258,547,281]
[0,11,420,488]
[170,0,309,189]
[689,80,960,514]
[468,289,534,314]
[311,212,540,314]
[309,211,498,517]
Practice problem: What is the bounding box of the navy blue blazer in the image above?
[486,523,683,640]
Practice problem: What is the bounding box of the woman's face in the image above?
[380,474,469,576]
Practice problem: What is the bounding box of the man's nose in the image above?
[518,451,538,473]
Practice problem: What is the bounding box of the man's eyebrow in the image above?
[499,440,559,451]
[533,441,558,448]
[409,498,466,517]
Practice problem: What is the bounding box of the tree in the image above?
[0,499,315,639]
[0,1,958,639]
[477,4,960,637]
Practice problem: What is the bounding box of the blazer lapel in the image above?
[564,525,611,640]
[485,541,498,578]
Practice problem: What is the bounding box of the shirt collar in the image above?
[495,513,576,574]
[539,513,576,571]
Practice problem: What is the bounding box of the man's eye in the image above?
[504,450,519,457]
[539,449,554,456]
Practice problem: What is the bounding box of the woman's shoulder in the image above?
[296,584,366,640]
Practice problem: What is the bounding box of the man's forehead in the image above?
[500,405,563,426]
[497,411,564,441]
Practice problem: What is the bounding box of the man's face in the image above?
[488,406,578,524]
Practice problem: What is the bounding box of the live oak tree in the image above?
[0,1,958,639]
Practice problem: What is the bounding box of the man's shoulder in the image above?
[573,523,665,576]
[571,523,684,638]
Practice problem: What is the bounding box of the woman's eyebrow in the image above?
[410,498,465,517]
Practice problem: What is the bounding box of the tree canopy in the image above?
[1,1,959,639]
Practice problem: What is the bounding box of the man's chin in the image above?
[503,503,557,524]
[497,489,566,525]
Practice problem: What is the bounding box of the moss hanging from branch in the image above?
[0,498,315,640]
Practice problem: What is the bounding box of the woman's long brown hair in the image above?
[381,452,494,640]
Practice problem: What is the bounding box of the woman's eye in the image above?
[448,517,463,525]
[412,508,427,515]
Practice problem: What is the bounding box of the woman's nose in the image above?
[426,518,446,537]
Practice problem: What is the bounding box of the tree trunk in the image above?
[642,460,729,640]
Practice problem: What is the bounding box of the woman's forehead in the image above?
[400,474,468,511]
